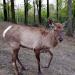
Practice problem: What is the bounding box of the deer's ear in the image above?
[54,27,58,31]
[54,23,63,31]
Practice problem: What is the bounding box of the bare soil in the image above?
[0,22,75,75]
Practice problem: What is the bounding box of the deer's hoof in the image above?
[21,67,26,71]
[42,66,49,68]
[21,66,29,71]
[38,71,42,75]
[19,72,23,75]
[15,72,21,75]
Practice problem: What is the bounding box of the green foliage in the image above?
[56,0,68,22]
[41,8,47,18]
[49,4,55,14]
[0,3,3,6]
[0,10,4,21]
[27,3,32,11]
[15,9,24,23]
[72,0,75,17]
[0,0,74,25]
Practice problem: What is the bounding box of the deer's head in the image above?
[54,23,64,42]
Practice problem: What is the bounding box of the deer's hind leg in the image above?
[12,47,20,75]
[16,47,26,70]
[10,42,24,75]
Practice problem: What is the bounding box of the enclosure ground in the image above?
[0,22,75,75]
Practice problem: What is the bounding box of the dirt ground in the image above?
[0,22,75,75]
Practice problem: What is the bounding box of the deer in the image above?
[3,23,63,75]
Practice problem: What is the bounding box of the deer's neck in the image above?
[50,30,58,47]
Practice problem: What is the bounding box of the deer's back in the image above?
[5,25,50,49]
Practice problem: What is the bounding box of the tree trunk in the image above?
[7,0,10,21]
[56,0,59,22]
[3,0,7,21]
[10,0,16,23]
[33,0,36,23]
[35,0,39,23]
[73,0,75,17]
[47,0,49,18]
[72,0,75,33]
[38,0,41,24]
[66,0,73,36]
[24,0,28,24]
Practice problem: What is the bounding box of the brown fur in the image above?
[3,23,63,75]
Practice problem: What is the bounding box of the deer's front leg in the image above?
[34,49,41,74]
[40,49,53,68]
[45,49,53,68]
[12,49,19,75]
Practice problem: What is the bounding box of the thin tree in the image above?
[7,0,10,21]
[38,0,41,24]
[58,0,62,22]
[33,0,36,23]
[56,0,59,22]
[66,0,73,36]
[10,0,16,23]
[35,0,39,23]
[47,0,49,19]
[73,0,75,18]
[72,0,75,32]
[3,0,7,21]
[24,0,28,24]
